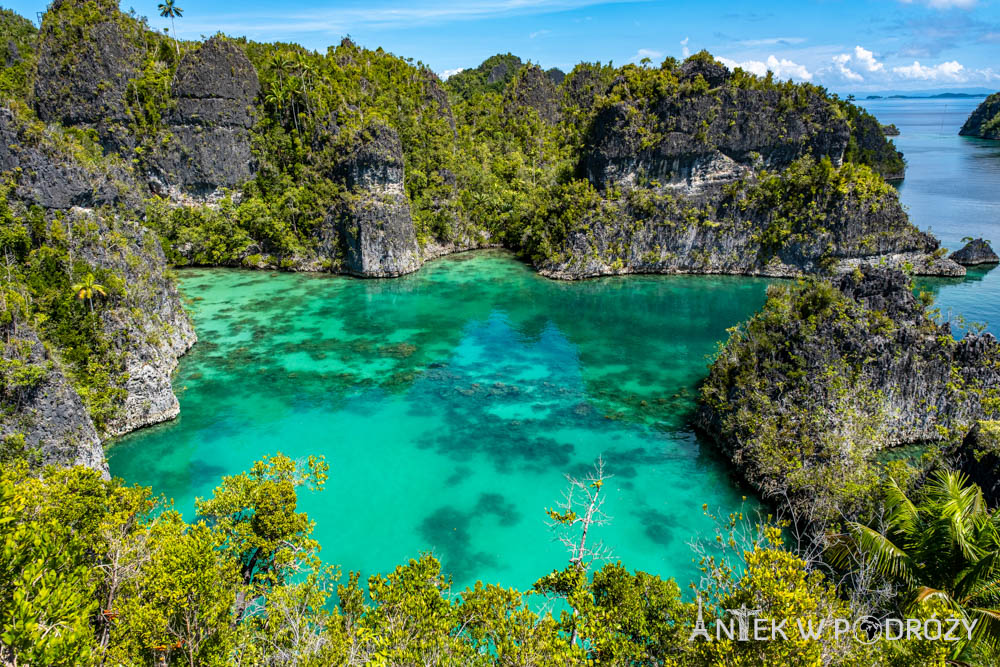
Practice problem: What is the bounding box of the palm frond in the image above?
[828,522,915,585]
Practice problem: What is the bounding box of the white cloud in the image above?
[831,53,863,82]
[718,55,813,81]
[852,46,884,73]
[680,37,690,58]
[899,0,978,8]
[818,46,884,84]
[632,48,664,64]
[440,67,465,79]
[529,29,550,39]
[721,41,997,91]
[892,59,966,80]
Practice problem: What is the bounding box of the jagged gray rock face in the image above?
[68,211,196,437]
[0,327,106,477]
[959,92,1000,140]
[0,204,194,475]
[949,422,1000,507]
[148,36,261,200]
[700,266,1000,450]
[317,123,421,277]
[678,57,730,88]
[951,238,999,265]
[0,106,137,210]
[696,265,1000,517]
[32,0,142,148]
[583,87,850,190]
[505,65,560,123]
[538,175,962,279]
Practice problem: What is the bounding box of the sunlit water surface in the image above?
[860,97,1000,335]
[110,256,768,590]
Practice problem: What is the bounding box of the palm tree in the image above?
[71,274,107,313]
[264,82,287,121]
[158,0,184,58]
[828,470,1000,653]
[284,77,304,134]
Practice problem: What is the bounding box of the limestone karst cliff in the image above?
[316,123,422,277]
[148,36,261,201]
[698,266,1000,516]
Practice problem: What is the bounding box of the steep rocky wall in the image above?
[0,327,106,475]
[32,0,143,150]
[583,86,850,191]
[538,162,961,279]
[959,93,1000,140]
[148,36,261,200]
[316,123,421,277]
[0,106,138,210]
[0,95,194,473]
[69,211,196,437]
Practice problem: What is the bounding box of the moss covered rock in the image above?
[959,92,1000,140]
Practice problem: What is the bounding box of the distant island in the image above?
[864,92,987,100]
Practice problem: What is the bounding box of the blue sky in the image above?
[5,0,999,93]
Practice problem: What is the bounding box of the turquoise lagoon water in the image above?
[109,255,769,590]
[860,97,1000,336]
[109,98,1000,591]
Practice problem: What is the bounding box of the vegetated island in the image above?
[960,92,1000,140]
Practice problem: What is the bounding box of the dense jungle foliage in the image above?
[3,452,997,666]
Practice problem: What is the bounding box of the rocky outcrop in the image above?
[0,161,194,474]
[948,421,1000,507]
[881,124,900,136]
[32,0,143,148]
[539,160,962,279]
[0,106,137,210]
[697,266,1000,511]
[545,68,566,85]
[951,238,999,265]
[488,55,522,86]
[959,93,1000,140]
[317,123,421,277]
[846,111,905,180]
[148,36,261,200]
[68,210,196,437]
[506,65,560,123]
[678,56,731,88]
[583,87,850,191]
[0,327,106,476]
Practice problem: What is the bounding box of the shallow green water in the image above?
[109,252,768,590]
